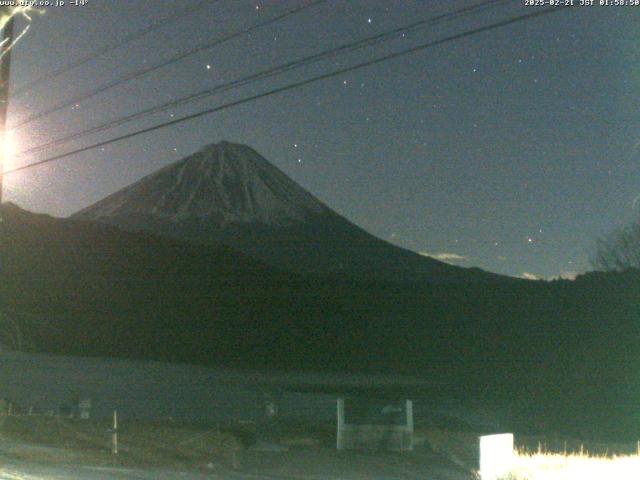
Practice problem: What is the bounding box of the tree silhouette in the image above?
[593,221,640,271]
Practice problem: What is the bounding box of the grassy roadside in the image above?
[0,414,243,470]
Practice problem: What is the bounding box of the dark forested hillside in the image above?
[2,203,640,439]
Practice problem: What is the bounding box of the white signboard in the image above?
[479,433,514,480]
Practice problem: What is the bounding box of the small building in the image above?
[336,397,413,451]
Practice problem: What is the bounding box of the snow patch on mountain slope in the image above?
[74,142,328,227]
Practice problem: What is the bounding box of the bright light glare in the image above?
[478,434,640,480]
[1,131,17,170]
[3,131,15,156]
[504,451,640,480]
[479,434,514,480]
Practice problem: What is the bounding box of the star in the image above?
[206,64,211,70]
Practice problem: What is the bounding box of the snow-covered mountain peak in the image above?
[74,141,328,226]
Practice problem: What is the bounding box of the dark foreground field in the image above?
[3,414,638,480]
[0,414,476,480]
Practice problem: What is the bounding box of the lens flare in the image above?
[0,129,19,177]
[2,130,15,159]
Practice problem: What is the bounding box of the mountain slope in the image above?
[72,141,501,283]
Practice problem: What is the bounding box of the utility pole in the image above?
[0,10,14,317]
[0,10,15,203]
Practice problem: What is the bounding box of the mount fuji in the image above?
[73,141,499,283]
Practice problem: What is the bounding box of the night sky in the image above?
[3,0,639,279]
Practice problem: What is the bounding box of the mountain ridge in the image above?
[72,141,505,283]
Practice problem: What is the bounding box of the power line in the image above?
[15,0,512,158]
[13,0,218,97]
[10,0,329,129]
[2,6,570,177]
